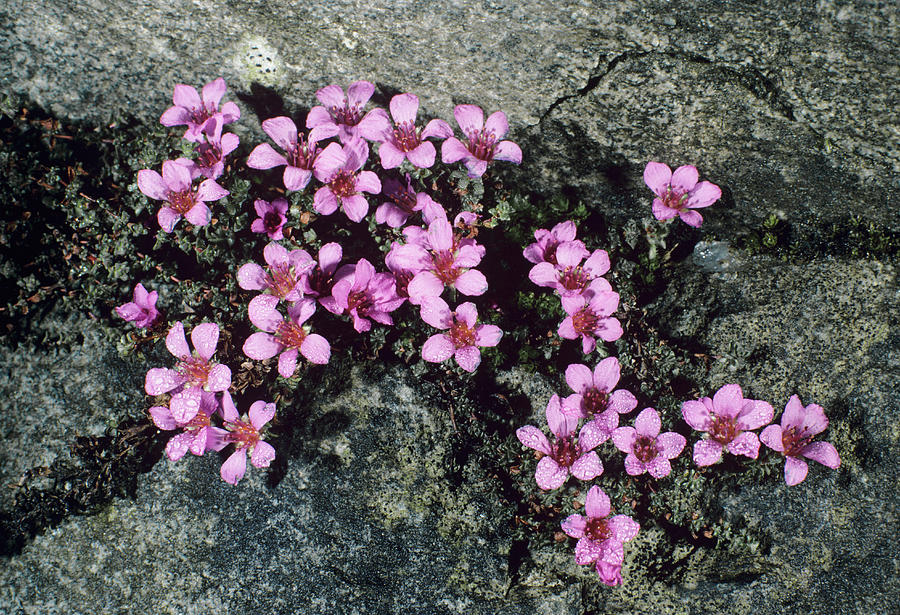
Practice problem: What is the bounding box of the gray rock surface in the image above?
[1,1,898,613]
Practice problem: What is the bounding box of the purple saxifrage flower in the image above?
[137,160,229,232]
[190,115,240,180]
[115,283,160,328]
[149,390,227,461]
[561,357,638,437]
[159,77,241,143]
[392,217,488,304]
[760,395,841,485]
[682,383,774,466]
[144,322,232,423]
[419,297,502,372]
[307,80,384,144]
[237,242,315,303]
[300,242,347,314]
[559,291,623,353]
[216,392,277,485]
[643,161,722,228]
[243,295,331,377]
[442,104,522,178]
[611,407,686,478]
[313,139,381,222]
[376,174,440,229]
[364,93,453,169]
[560,485,640,586]
[331,258,404,332]
[529,246,612,298]
[250,198,289,240]
[523,220,582,266]
[515,395,605,490]
[247,116,339,191]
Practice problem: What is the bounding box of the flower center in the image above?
[224,418,260,451]
[306,267,334,297]
[347,289,374,315]
[465,128,497,162]
[552,436,578,468]
[392,121,421,152]
[176,356,212,388]
[388,187,418,214]
[633,435,658,463]
[558,266,587,292]
[542,242,559,265]
[329,102,362,127]
[572,307,599,335]
[585,517,612,542]
[287,136,317,170]
[392,269,414,298]
[781,426,813,457]
[708,414,739,444]
[582,387,609,417]
[266,264,299,299]
[329,170,357,198]
[447,319,476,348]
[662,187,689,211]
[167,190,197,215]
[433,251,461,285]
[263,212,282,234]
[189,103,216,126]
[184,411,211,431]
[196,141,222,170]
[275,321,309,349]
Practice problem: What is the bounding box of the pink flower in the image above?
[529,246,612,297]
[682,384,774,466]
[313,139,381,222]
[331,258,404,333]
[561,357,638,438]
[441,105,522,178]
[560,485,640,586]
[149,391,227,461]
[364,93,453,169]
[144,322,232,423]
[237,242,315,303]
[137,160,229,232]
[250,198,288,240]
[300,242,347,314]
[306,81,385,144]
[643,161,721,228]
[159,77,240,143]
[247,116,339,191]
[217,392,277,485]
[611,408,686,478]
[760,395,841,486]
[190,115,240,180]
[115,283,160,328]
[522,220,583,266]
[390,217,488,304]
[420,297,502,372]
[515,395,605,489]
[243,296,331,377]
[559,291,623,353]
[376,174,440,228]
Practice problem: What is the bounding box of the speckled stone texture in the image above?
[1,0,898,614]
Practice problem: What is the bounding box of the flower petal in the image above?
[561,514,587,538]
[571,451,603,481]
[535,456,568,490]
[584,485,610,518]
[634,407,661,438]
[206,364,232,392]
[170,387,203,423]
[643,161,672,196]
[693,439,723,466]
[166,322,190,358]
[784,456,808,486]
[670,165,699,192]
[422,333,454,363]
[145,368,181,395]
[516,425,552,455]
[800,441,841,469]
[220,449,247,485]
[249,400,276,430]
[190,322,219,361]
[656,432,686,459]
[251,440,276,468]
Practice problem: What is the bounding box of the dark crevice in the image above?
[539,48,796,125]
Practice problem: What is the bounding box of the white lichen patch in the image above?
[233,36,283,88]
